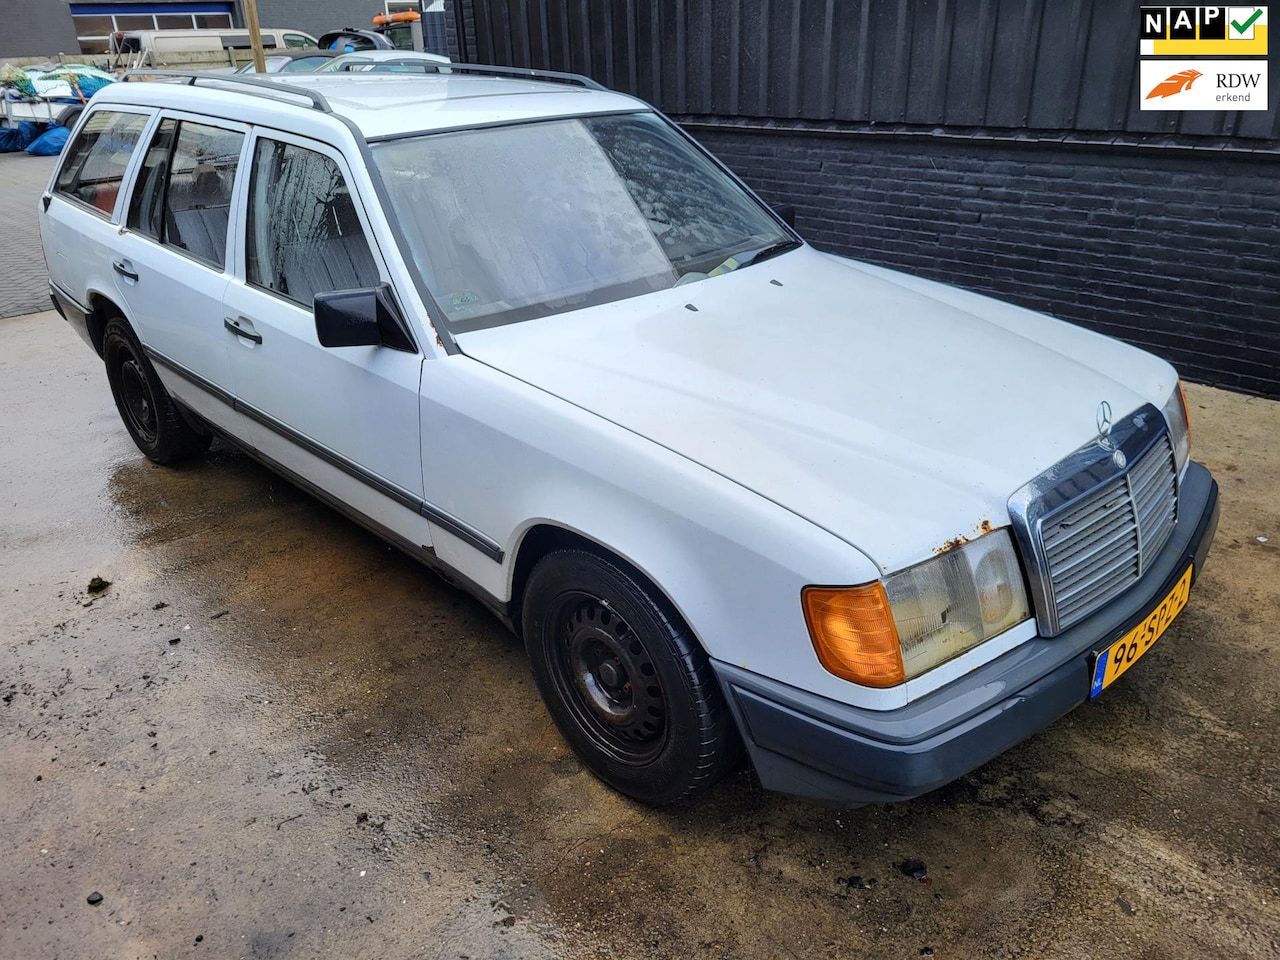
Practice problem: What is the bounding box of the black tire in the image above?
[522,548,740,806]
[102,317,211,465]
[55,104,84,130]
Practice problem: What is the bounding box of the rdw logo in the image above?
[1139,59,1269,109]
[1145,68,1204,98]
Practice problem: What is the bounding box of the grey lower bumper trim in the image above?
[715,462,1220,806]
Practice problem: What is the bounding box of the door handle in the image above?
[223,316,263,344]
[112,260,139,281]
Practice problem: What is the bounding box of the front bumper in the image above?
[714,461,1220,806]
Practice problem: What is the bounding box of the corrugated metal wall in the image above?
[456,0,1279,141]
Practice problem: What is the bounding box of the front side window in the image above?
[246,139,379,307]
[126,119,243,269]
[372,112,796,331]
[284,33,315,49]
[55,110,149,216]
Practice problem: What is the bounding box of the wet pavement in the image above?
[2,308,1279,960]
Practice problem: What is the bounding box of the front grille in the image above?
[1038,433,1178,631]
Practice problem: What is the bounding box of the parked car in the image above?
[316,51,451,73]
[233,52,342,74]
[39,67,1218,807]
[316,29,395,52]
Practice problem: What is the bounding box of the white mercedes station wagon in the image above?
[40,66,1219,807]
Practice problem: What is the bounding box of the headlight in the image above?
[1161,380,1191,476]
[803,530,1031,687]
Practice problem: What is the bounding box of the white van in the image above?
[113,28,318,57]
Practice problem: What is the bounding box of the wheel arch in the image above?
[508,523,706,655]
[89,295,212,443]
[85,290,127,357]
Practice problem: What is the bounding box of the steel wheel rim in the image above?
[119,354,158,444]
[548,593,669,765]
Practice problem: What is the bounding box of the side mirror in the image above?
[773,203,797,228]
[314,283,414,351]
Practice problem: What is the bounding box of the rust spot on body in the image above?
[935,535,970,555]
[936,519,996,555]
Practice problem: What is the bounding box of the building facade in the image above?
[2,0,387,58]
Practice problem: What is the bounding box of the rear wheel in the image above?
[55,104,83,129]
[102,318,211,465]
[522,548,739,806]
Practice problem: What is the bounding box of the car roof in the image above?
[95,72,648,141]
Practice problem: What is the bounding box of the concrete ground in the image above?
[3,155,1279,959]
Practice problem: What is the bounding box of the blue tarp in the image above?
[27,125,70,155]
[0,121,40,153]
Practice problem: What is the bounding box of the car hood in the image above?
[455,247,1176,574]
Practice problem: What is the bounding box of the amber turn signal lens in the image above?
[802,584,906,688]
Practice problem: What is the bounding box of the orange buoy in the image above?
[373,10,420,25]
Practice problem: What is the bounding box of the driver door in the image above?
[221,129,431,547]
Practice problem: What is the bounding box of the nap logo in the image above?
[1139,6,1268,54]
[1140,59,1269,108]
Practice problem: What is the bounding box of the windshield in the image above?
[372,112,796,331]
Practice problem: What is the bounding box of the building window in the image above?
[70,4,234,55]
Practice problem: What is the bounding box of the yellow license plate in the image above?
[1089,565,1193,698]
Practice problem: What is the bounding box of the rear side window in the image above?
[245,138,379,306]
[127,119,243,269]
[54,110,149,216]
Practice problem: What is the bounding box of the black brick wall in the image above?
[444,0,477,62]
[685,123,1280,398]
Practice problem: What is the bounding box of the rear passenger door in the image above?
[221,130,429,543]
[113,113,250,439]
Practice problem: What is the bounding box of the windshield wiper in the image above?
[702,239,801,278]
[737,238,801,268]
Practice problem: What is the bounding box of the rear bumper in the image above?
[714,461,1220,806]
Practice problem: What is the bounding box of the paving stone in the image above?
[0,153,59,319]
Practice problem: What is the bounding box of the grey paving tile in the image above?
[0,153,59,319]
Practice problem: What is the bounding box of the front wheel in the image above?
[522,548,740,806]
[102,318,211,465]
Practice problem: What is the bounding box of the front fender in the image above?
[419,356,910,710]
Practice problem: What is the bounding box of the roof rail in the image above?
[122,70,333,113]
[420,62,607,91]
